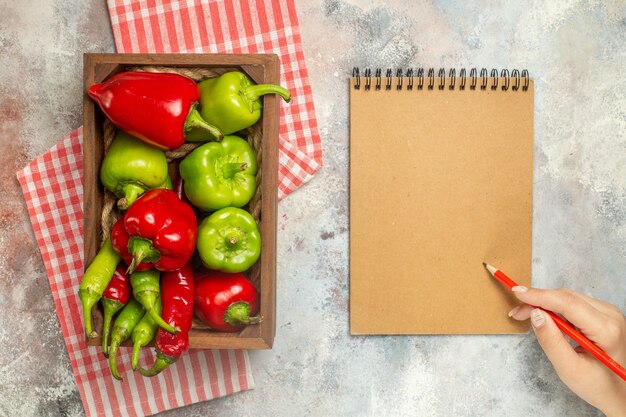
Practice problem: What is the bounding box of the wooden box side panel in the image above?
[259,54,279,348]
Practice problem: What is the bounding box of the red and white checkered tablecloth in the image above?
[17,1,323,416]
[109,0,323,199]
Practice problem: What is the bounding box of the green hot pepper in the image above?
[179,135,258,211]
[79,238,122,339]
[186,71,291,140]
[108,298,146,380]
[196,207,261,273]
[101,265,131,357]
[131,297,162,370]
[131,269,179,334]
[100,131,171,210]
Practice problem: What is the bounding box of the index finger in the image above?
[512,287,606,338]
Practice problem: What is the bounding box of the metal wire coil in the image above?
[352,67,530,92]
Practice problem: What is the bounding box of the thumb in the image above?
[530,308,581,381]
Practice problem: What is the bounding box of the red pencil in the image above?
[483,262,626,382]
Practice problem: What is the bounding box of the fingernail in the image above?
[508,306,520,317]
[530,309,545,328]
[512,286,528,293]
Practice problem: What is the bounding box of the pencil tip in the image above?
[483,262,497,275]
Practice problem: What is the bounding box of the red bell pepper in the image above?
[139,264,194,377]
[194,271,261,332]
[110,189,197,273]
[87,71,223,151]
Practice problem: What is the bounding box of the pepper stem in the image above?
[224,301,262,327]
[221,162,249,179]
[225,228,244,248]
[138,352,177,377]
[79,289,98,339]
[183,104,224,141]
[147,307,180,334]
[117,183,145,210]
[101,298,124,357]
[127,237,160,274]
[244,84,292,104]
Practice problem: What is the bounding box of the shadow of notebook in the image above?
[349,68,533,334]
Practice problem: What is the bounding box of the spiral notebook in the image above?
[349,68,534,334]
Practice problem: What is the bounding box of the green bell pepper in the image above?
[179,135,258,211]
[185,71,291,140]
[196,207,261,273]
[100,131,171,209]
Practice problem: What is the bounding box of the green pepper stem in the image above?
[127,237,160,274]
[131,270,179,334]
[221,162,249,179]
[117,183,145,210]
[184,104,224,141]
[79,290,98,339]
[138,352,177,377]
[244,84,291,103]
[224,301,263,327]
[147,307,180,334]
[225,228,244,248]
[132,281,180,334]
[101,298,123,357]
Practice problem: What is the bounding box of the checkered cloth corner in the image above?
[17,129,254,417]
[108,0,323,199]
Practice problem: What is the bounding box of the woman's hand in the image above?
[509,287,626,417]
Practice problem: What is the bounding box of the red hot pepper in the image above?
[194,271,261,332]
[139,264,194,377]
[110,189,197,273]
[87,72,223,151]
[101,265,131,357]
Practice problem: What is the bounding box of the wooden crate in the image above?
[83,53,278,349]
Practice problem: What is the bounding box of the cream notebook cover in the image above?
[349,68,533,334]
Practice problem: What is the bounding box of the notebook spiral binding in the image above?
[352,67,529,92]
